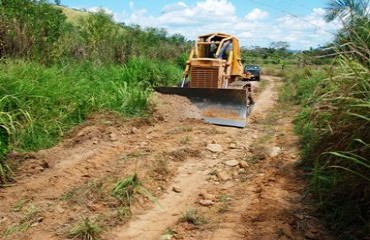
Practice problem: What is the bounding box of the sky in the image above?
[57,0,341,50]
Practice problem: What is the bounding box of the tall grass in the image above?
[286,16,370,237]
[0,0,188,186]
[307,55,370,235]
[0,58,181,156]
[0,95,32,183]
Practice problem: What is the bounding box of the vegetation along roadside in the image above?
[280,1,369,238]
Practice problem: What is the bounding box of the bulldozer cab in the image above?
[183,33,248,88]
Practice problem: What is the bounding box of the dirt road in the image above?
[0,76,331,240]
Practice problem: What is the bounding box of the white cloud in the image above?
[162,2,188,13]
[245,8,268,21]
[196,0,236,16]
[87,7,114,16]
[107,2,341,49]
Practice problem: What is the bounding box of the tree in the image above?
[324,0,368,22]
[324,0,369,65]
[55,0,61,6]
[269,41,290,51]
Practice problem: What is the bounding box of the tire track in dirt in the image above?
[206,76,280,240]
[0,76,332,240]
[168,76,332,240]
[105,77,278,239]
[0,120,164,239]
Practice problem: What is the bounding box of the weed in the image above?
[163,228,177,235]
[116,207,132,221]
[161,228,177,238]
[59,179,104,203]
[151,159,170,178]
[11,198,31,212]
[245,155,262,164]
[59,187,79,201]
[180,208,208,225]
[0,160,13,185]
[166,126,193,135]
[21,203,40,223]
[3,223,30,237]
[111,174,138,204]
[67,217,102,240]
[112,173,159,207]
[217,195,231,213]
[3,203,41,237]
[205,127,226,135]
[118,151,149,161]
[166,148,201,162]
[180,136,191,145]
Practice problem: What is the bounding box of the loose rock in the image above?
[217,171,231,181]
[172,186,182,193]
[239,161,249,169]
[199,199,214,206]
[109,132,119,141]
[224,160,239,167]
[238,168,246,174]
[199,192,216,200]
[131,127,140,134]
[229,143,237,149]
[207,144,223,153]
[266,146,282,157]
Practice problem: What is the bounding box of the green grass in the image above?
[59,179,104,202]
[0,95,31,183]
[0,59,181,153]
[67,217,102,240]
[111,173,159,208]
[280,38,370,237]
[279,67,327,104]
[3,203,40,237]
[217,194,231,213]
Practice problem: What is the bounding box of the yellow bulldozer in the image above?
[155,33,254,128]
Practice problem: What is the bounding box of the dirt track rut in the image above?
[0,76,331,240]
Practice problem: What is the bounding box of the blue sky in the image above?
[57,0,341,50]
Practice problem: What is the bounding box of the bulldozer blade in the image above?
[154,87,250,128]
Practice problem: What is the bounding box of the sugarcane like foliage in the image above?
[294,1,370,236]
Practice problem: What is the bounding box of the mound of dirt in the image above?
[150,92,202,122]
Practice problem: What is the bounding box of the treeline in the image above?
[241,42,334,66]
[0,0,190,64]
[283,1,369,238]
[0,0,189,183]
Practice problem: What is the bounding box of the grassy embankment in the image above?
[0,1,186,183]
[0,59,181,150]
[280,14,369,238]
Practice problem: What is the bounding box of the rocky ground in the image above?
[0,76,332,240]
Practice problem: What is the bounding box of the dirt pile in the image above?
[150,92,202,122]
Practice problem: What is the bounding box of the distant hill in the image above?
[55,5,89,24]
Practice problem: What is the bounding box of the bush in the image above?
[0,0,68,61]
